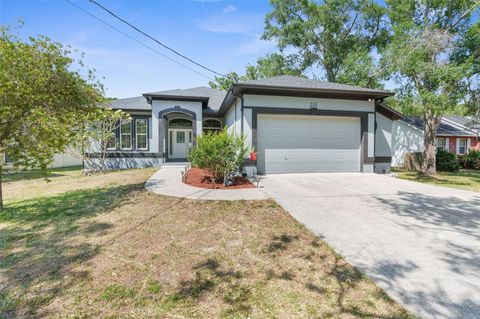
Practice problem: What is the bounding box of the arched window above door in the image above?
[169,118,193,127]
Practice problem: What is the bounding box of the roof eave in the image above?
[233,83,394,98]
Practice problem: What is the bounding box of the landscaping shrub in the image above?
[436,149,460,172]
[459,150,480,169]
[188,129,249,182]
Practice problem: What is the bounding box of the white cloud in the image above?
[223,4,237,13]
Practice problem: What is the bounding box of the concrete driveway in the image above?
[260,173,480,319]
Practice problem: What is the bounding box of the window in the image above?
[203,119,222,134]
[169,118,192,127]
[458,138,467,154]
[120,120,132,150]
[436,138,446,151]
[135,119,148,150]
[176,131,185,143]
[106,130,116,150]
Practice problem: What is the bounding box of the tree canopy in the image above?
[262,0,389,88]
[0,25,104,209]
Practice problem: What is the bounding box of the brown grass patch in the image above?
[1,168,413,318]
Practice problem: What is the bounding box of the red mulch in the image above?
[183,168,254,189]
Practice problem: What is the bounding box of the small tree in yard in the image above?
[0,25,103,210]
[69,108,131,172]
[188,129,249,184]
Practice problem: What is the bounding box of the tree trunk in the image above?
[0,164,3,211]
[421,111,441,176]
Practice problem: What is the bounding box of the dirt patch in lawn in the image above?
[1,168,413,319]
[184,167,254,189]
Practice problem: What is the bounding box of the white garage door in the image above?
[257,114,361,174]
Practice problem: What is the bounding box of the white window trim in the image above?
[135,119,148,151]
[436,137,446,150]
[106,131,117,150]
[120,120,132,150]
[457,138,467,155]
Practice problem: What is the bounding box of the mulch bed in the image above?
[183,167,254,189]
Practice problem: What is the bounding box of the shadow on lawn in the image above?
[0,182,144,318]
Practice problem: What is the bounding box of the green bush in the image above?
[436,149,460,172]
[188,129,249,182]
[459,150,480,169]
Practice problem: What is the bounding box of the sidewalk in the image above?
[145,164,268,200]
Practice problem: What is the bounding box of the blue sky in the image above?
[1,0,276,98]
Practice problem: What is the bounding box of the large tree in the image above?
[452,21,480,118]
[262,0,388,87]
[384,0,479,175]
[0,25,104,209]
[209,53,303,90]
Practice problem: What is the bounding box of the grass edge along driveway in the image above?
[395,169,480,192]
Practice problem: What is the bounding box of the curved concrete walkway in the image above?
[145,164,268,200]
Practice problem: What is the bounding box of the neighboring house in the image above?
[392,115,479,167]
[92,75,402,174]
[2,151,82,169]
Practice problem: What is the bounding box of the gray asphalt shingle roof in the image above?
[443,115,480,131]
[238,75,393,96]
[403,116,477,136]
[144,86,225,111]
[108,96,151,111]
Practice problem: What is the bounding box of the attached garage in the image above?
[257,114,361,174]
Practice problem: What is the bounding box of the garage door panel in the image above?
[258,115,361,174]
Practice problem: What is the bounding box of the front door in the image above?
[170,129,192,159]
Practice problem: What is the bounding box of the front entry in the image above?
[169,128,193,159]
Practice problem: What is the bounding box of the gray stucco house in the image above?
[95,75,402,174]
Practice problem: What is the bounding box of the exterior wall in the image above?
[448,137,456,153]
[391,120,424,167]
[87,157,162,170]
[243,95,375,112]
[224,99,238,134]
[50,152,83,168]
[224,98,252,150]
[374,113,393,173]
[368,113,375,158]
[151,100,203,155]
[441,136,479,154]
[374,162,391,174]
[375,113,392,157]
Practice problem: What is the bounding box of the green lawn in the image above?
[0,167,414,318]
[396,169,480,192]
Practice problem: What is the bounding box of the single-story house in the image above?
[93,75,402,174]
[392,115,479,167]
